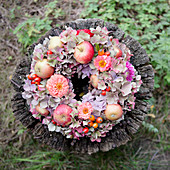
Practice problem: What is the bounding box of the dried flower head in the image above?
[94,55,111,72]
[78,102,93,120]
[46,74,69,98]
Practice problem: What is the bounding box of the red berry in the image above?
[32,74,38,79]
[34,77,41,82]
[104,51,110,56]
[101,90,106,96]
[88,121,94,127]
[83,127,89,134]
[93,123,98,128]
[96,117,103,123]
[52,120,56,125]
[47,50,53,55]
[89,115,95,121]
[28,74,34,80]
[106,86,111,92]
[98,49,105,56]
[31,80,36,84]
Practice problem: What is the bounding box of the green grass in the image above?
[0,0,169,169]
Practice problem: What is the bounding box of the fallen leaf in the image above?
[147,114,156,118]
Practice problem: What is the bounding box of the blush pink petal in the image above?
[78,102,93,120]
[94,55,111,72]
[46,74,69,98]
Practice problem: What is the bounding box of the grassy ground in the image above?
[0,0,169,169]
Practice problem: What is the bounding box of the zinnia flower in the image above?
[126,61,135,81]
[46,74,69,98]
[78,102,93,120]
[94,55,111,72]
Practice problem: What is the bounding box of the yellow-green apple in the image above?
[90,74,99,88]
[113,46,122,58]
[35,104,49,116]
[53,104,73,126]
[34,59,54,79]
[74,41,94,64]
[48,36,63,50]
[104,104,123,120]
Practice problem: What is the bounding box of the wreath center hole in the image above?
[71,73,90,101]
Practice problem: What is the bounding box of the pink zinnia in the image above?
[94,55,111,72]
[46,74,69,98]
[78,102,93,120]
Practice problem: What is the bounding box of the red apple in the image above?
[53,104,73,126]
[104,104,123,121]
[90,74,99,88]
[35,104,49,116]
[74,41,94,64]
[113,46,122,58]
[48,36,63,50]
[34,59,54,79]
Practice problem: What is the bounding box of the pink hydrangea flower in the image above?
[46,74,69,98]
[94,55,111,72]
[78,102,93,120]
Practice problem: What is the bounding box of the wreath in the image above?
[22,26,142,142]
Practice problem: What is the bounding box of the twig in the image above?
[133,147,142,158]
[10,79,21,88]
[152,139,169,144]
[147,150,159,170]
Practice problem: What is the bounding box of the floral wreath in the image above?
[22,26,142,142]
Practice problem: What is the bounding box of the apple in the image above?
[90,74,99,88]
[34,59,54,79]
[104,104,123,121]
[74,41,94,64]
[113,46,122,58]
[35,104,49,116]
[48,36,63,50]
[53,104,73,126]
